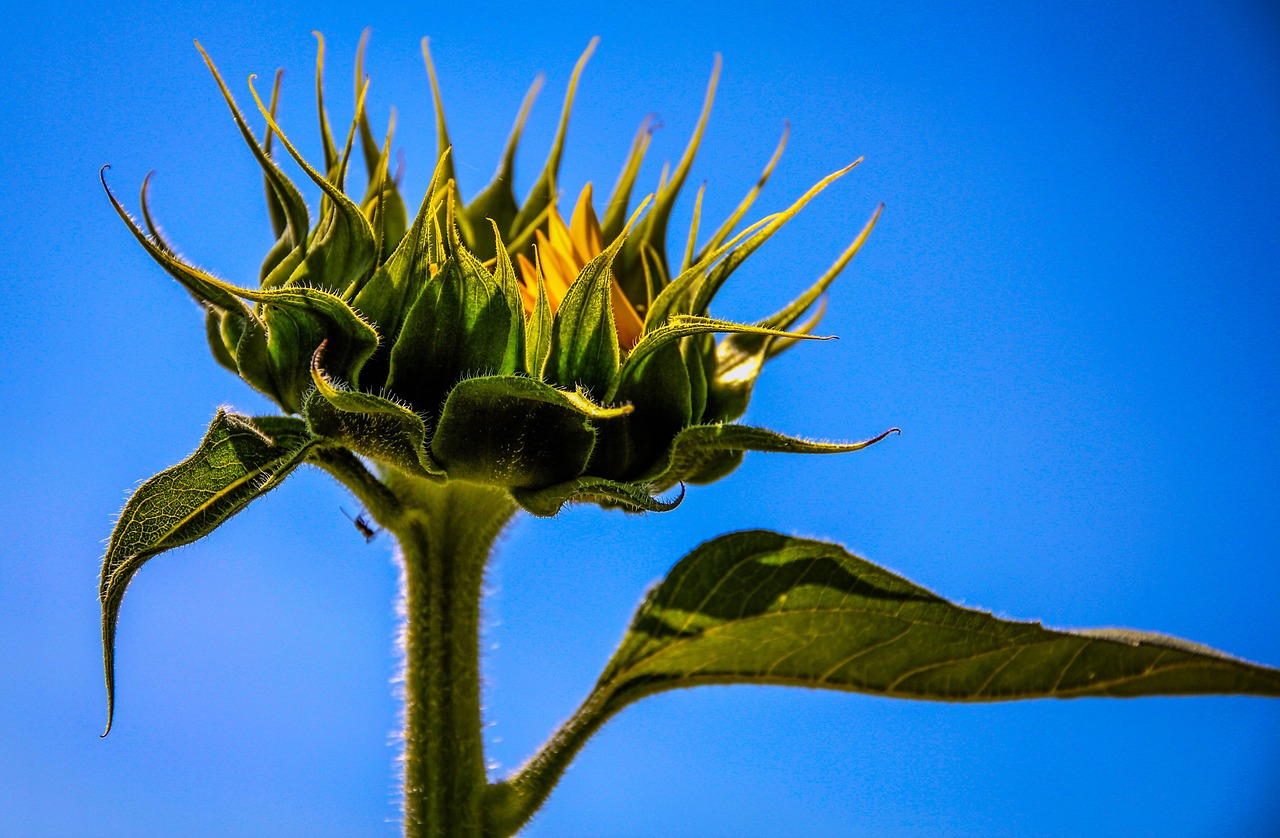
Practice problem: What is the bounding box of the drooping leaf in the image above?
[429,374,630,490]
[486,530,1280,835]
[647,423,899,488]
[99,410,317,735]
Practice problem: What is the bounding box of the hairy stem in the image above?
[321,464,516,838]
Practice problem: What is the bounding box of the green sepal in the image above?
[205,308,239,374]
[101,168,254,318]
[509,39,597,244]
[249,75,377,297]
[465,77,543,260]
[386,253,515,418]
[690,160,861,316]
[614,314,830,402]
[759,204,881,332]
[99,409,318,736]
[615,56,719,303]
[257,68,297,285]
[642,214,775,333]
[420,38,458,202]
[260,68,288,242]
[692,122,788,264]
[352,31,409,261]
[683,332,712,424]
[311,32,340,182]
[523,259,554,379]
[429,374,630,491]
[601,116,655,245]
[593,341,691,481]
[511,476,684,518]
[646,423,900,489]
[303,345,441,477]
[352,153,451,393]
[196,43,311,271]
[227,284,379,413]
[544,224,629,400]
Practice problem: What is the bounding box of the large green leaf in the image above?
[485,530,1280,835]
[99,410,317,735]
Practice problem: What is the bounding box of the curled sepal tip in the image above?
[99,410,317,736]
[304,341,442,478]
[512,477,685,518]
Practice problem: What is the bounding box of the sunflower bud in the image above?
[103,33,896,516]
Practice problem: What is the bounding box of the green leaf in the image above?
[511,476,684,518]
[486,530,1280,835]
[429,374,630,491]
[304,342,440,477]
[646,423,900,488]
[611,530,1280,699]
[99,410,317,735]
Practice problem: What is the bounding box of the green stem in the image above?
[388,477,515,838]
[321,458,516,838]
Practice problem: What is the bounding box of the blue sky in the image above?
[2,1,1279,835]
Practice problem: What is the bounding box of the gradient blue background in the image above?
[2,1,1279,835]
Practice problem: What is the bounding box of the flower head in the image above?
[103,33,896,515]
